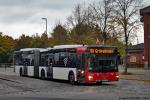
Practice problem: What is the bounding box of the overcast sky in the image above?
[0,0,149,44]
[0,0,94,38]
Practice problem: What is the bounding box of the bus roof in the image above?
[53,45,117,49]
[17,45,117,53]
[53,45,84,49]
[40,47,52,53]
[88,45,117,48]
[20,48,46,52]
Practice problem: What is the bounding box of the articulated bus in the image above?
[14,45,120,84]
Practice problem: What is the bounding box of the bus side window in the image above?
[23,58,29,66]
[71,54,78,68]
[59,55,65,67]
[47,54,53,66]
[53,53,60,67]
[40,54,45,66]
[14,54,22,65]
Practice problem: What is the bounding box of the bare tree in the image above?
[90,0,115,44]
[66,4,87,28]
[114,0,142,73]
[65,3,94,43]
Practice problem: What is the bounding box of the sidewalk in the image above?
[119,66,150,83]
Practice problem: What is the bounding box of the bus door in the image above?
[23,59,28,75]
[47,55,53,79]
[34,50,40,77]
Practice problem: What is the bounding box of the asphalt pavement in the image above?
[0,67,149,100]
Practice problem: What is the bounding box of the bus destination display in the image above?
[89,48,113,54]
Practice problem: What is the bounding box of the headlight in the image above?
[88,75,93,80]
[116,75,119,78]
[81,70,84,74]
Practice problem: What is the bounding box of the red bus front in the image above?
[77,46,119,83]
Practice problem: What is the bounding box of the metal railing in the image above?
[0,63,13,68]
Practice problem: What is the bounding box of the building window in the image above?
[130,56,136,63]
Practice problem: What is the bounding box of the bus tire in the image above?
[69,72,75,85]
[19,68,23,76]
[41,69,45,80]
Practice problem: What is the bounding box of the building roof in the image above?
[129,43,144,53]
[131,43,144,50]
[140,6,150,16]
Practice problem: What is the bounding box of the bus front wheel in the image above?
[69,72,75,85]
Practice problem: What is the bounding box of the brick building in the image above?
[140,6,150,69]
[127,43,144,68]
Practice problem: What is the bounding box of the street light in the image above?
[42,18,47,35]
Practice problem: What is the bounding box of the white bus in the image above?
[14,45,83,84]
[14,48,46,77]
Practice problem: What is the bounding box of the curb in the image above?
[120,78,150,83]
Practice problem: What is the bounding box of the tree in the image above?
[0,32,16,63]
[15,34,32,50]
[51,24,69,45]
[40,33,49,47]
[0,47,7,63]
[31,33,43,48]
[66,4,100,44]
[70,23,98,44]
[114,0,142,73]
[89,0,115,44]
[66,4,87,28]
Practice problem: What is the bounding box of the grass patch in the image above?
[121,72,133,75]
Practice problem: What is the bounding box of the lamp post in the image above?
[42,18,47,35]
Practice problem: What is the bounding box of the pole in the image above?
[46,18,47,35]
[42,18,47,35]
[42,18,48,47]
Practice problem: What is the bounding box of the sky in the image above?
[0,0,150,44]
[0,0,94,38]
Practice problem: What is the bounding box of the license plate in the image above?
[96,80,108,82]
[96,80,102,82]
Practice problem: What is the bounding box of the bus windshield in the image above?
[88,53,118,72]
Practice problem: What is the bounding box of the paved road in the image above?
[0,67,149,100]
[0,74,149,100]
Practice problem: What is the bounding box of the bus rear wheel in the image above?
[69,72,75,85]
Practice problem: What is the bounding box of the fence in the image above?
[0,63,13,68]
